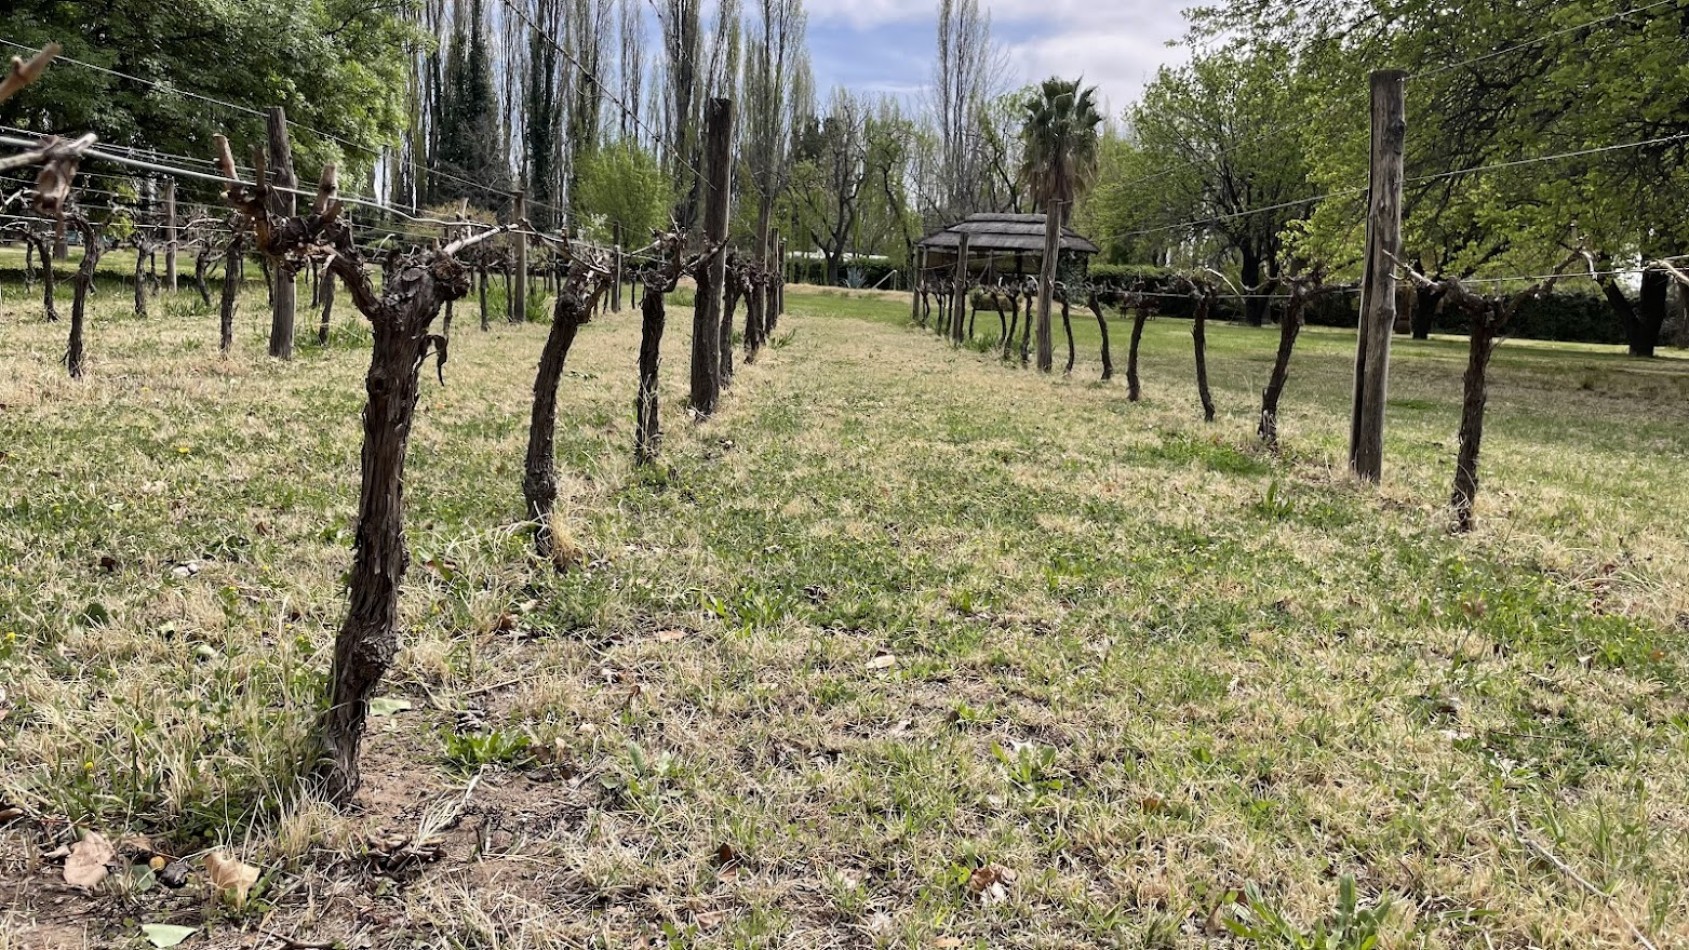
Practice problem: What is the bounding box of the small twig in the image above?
[1512,818,1659,950]
[258,929,339,950]
[461,675,530,698]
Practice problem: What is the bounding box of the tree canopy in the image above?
[1080,0,1689,350]
[0,0,418,188]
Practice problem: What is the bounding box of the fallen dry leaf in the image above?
[653,628,690,643]
[204,851,259,907]
[694,909,727,931]
[865,653,898,670]
[967,863,1016,906]
[64,831,116,889]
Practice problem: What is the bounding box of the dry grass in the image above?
[1,272,1687,949]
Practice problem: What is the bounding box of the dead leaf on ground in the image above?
[653,628,690,643]
[694,909,727,931]
[866,653,898,670]
[64,830,116,888]
[967,863,1016,906]
[204,851,259,907]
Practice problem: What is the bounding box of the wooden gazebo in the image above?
[915,212,1100,280]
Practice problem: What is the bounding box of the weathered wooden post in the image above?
[267,106,298,359]
[163,179,178,293]
[768,228,783,330]
[690,97,732,416]
[611,221,624,313]
[911,248,924,325]
[511,188,528,323]
[950,232,970,344]
[1348,69,1406,482]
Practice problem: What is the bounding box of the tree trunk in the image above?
[219,238,242,354]
[314,260,460,804]
[318,268,336,345]
[1061,293,1075,375]
[1127,304,1149,402]
[1633,268,1669,357]
[1088,294,1113,381]
[1242,247,1267,327]
[636,283,665,464]
[1258,301,1305,445]
[133,247,149,318]
[1411,285,1437,339]
[67,221,102,378]
[995,297,1008,348]
[1193,295,1215,423]
[271,265,298,353]
[523,289,590,562]
[1035,210,1058,372]
[1451,316,1499,532]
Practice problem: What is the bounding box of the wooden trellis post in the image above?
[266,106,298,359]
[611,221,624,313]
[691,97,732,416]
[163,179,178,293]
[951,233,970,344]
[911,247,924,324]
[1348,69,1407,482]
[511,188,528,323]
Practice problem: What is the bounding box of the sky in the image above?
[802,1,1198,119]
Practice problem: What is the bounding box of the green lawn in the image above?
[1,279,1686,948]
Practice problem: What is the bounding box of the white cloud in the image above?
[805,0,1195,107]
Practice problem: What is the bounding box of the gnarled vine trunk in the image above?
[1087,294,1113,381]
[1193,294,1215,423]
[315,255,464,803]
[523,289,590,560]
[636,283,666,463]
[1126,304,1149,402]
[67,218,102,378]
[720,271,741,389]
[1451,317,1498,532]
[317,268,336,345]
[132,246,149,318]
[193,244,213,307]
[1061,294,1075,375]
[1258,301,1305,445]
[218,236,243,354]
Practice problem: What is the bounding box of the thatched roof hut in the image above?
[917,213,1100,273]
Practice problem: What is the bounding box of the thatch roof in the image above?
[918,213,1101,256]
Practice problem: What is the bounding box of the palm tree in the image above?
[1020,78,1103,373]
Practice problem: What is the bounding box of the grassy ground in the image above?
[1,275,1687,949]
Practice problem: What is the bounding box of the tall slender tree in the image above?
[1020,78,1102,373]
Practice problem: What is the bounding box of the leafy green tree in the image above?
[1020,77,1102,371]
[1106,46,1313,325]
[1,0,416,195]
[573,143,674,245]
[1189,0,1689,353]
